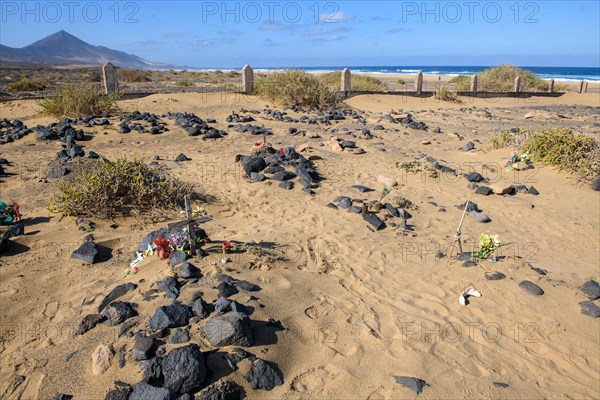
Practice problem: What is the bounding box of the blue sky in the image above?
[1,1,599,67]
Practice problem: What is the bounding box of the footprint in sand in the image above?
[291,366,337,393]
[0,288,17,297]
[305,302,334,319]
[43,301,58,321]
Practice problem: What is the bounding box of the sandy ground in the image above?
[0,90,599,399]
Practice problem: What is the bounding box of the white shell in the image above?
[459,286,482,306]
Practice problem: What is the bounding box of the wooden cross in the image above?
[449,200,470,259]
[66,135,73,153]
[167,195,212,256]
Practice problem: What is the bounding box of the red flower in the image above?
[152,235,172,260]
[223,241,231,249]
[279,148,284,157]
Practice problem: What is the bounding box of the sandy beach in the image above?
[1,87,599,399]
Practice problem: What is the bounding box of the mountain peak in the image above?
[0,31,169,69]
[29,30,86,48]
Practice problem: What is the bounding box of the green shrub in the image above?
[6,78,46,92]
[396,79,406,85]
[488,127,531,149]
[49,157,197,219]
[521,128,599,181]
[255,69,338,108]
[38,83,120,118]
[449,75,471,91]
[450,65,549,92]
[435,86,461,102]
[319,71,387,91]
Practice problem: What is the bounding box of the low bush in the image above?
[38,83,120,118]
[254,69,338,108]
[49,157,197,219]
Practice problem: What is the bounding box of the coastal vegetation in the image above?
[255,69,338,108]
[38,83,120,117]
[49,157,196,219]
[450,64,552,92]
[319,71,387,91]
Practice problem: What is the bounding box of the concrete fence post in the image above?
[242,64,254,94]
[513,76,521,94]
[470,75,478,94]
[415,71,423,95]
[341,68,351,96]
[102,62,118,94]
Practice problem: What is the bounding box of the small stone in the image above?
[462,260,477,268]
[224,348,248,370]
[493,382,510,388]
[129,382,178,400]
[192,297,209,318]
[196,381,242,400]
[580,280,600,300]
[250,172,266,182]
[91,344,113,375]
[148,303,193,331]
[363,213,385,230]
[467,182,478,190]
[246,358,283,391]
[579,301,600,318]
[167,327,191,344]
[202,312,253,347]
[214,296,232,314]
[591,177,600,191]
[348,205,362,213]
[162,344,207,393]
[132,334,157,361]
[457,201,479,212]
[71,242,98,264]
[157,276,180,299]
[217,281,239,297]
[485,271,506,281]
[518,280,544,296]
[169,251,187,267]
[75,314,105,335]
[231,301,250,315]
[377,175,398,187]
[467,211,490,223]
[279,181,294,190]
[490,183,513,195]
[97,282,137,313]
[272,171,296,181]
[351,185,373,193]
[457,252,472,261]
[475,186,493,196]
[175,153,190,162]
[461,142,475,152]
[240,156,267,177]
[235,280,260,292]
[393,376,428,395]
[102,301,137,326]
[466,172,485,182]
[337,197,352,209]
[177,262,201,280]
[104,381,132,400]
[528,186,539,195]
[531,267,548,275]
